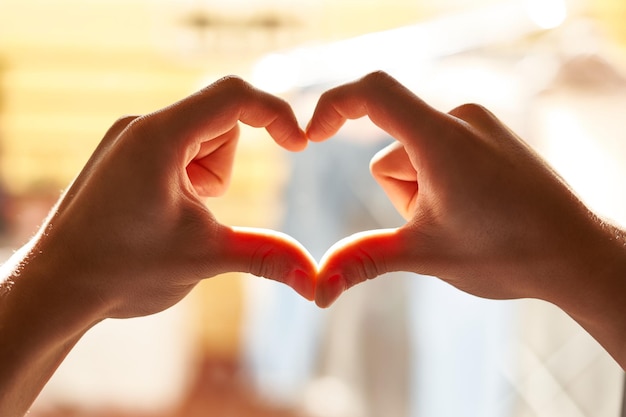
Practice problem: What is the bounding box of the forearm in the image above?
[0,243,102,417]
[540,219,626,370]
[0,323,85,417]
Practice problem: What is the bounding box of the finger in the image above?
[370,142,418,220]
[306,71,449,158]
[186,126,239,197]
[138,76,307,158]
[216,226,318,301]
[315,227,416,307]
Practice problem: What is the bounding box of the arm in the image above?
[0,76,317,417]
[307,71,626,369]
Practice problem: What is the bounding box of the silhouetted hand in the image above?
[0,76,316,416]
[308,71,626,368]
[43,76,316,318]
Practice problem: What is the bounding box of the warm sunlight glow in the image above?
[252,53,300,94]
[525,0,567,29]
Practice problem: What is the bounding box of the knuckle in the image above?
[218,74,244,85]
[215,75,251,94]
[124,113,152,133]
[102,115,141,140]
[361,70,394,87]
[121,114,157,144]
[449,102,492,123]
[113,114,140,130]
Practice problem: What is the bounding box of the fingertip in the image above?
[314,228,407,307]
[270,123,308,152]
[286,269,316,301]
[286,128,309,152]
[314,274,345,308]
[304,120,324,143]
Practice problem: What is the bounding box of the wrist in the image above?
[3,239,105,335]
[1,241,103,374]
[0,239,106,415]
[545,217,626,367]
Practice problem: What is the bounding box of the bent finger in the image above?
[139,76,307,158]
[306,71,449,158]
[370,142,418,219]
[186,125,240,197]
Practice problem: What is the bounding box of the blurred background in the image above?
[1,0,626,416]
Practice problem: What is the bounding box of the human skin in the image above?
[0,76,317,417]
[307,71,626,370]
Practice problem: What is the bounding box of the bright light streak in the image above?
[252,0,564,93]
[525,0,567,29]
[252,53,299,94]
[542,107,620,218]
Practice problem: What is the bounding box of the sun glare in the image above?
[525,0,567,29]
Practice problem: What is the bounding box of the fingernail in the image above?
[316,274,345,308]
[287,269,315,301]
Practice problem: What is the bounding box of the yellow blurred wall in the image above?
[0,0,430,192]
[592,0,626,45]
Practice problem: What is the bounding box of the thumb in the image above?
[316,227,415,307]
[217,226,318,301]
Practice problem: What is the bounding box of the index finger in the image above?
[306,71,448,152]
[136,75,308,154]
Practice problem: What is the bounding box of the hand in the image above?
[0,76,319,416]
[13,76,317,320]
[306,72,626,357]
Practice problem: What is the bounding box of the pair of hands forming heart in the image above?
[5,71,626,417]
[30,71,616,318]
